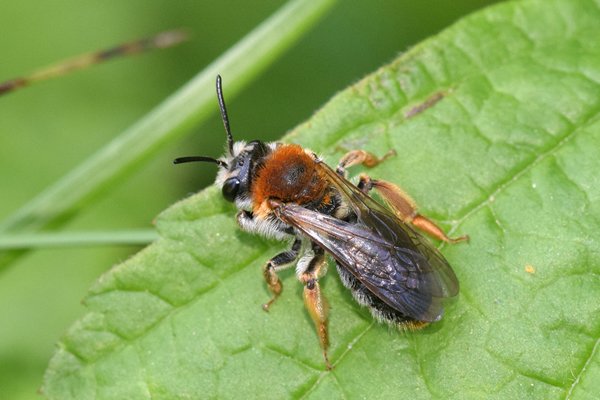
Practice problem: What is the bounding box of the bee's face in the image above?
[215,140,270,209]
[173,75,275,211]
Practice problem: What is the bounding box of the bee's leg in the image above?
[358,175,468,243]
[298,247,332,369]
[336,149,396,176]
[262,238,302,311]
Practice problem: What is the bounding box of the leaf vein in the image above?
[298,322,374,399]
[446,108,600,241]
[565,336,600,399]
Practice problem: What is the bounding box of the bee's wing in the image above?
[274,162,458,322]
[321,162,459,296]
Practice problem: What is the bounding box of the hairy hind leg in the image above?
[336,148,467,243]
[358,174,468,244]
[297,246,331,369]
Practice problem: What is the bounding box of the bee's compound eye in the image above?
[222,178,240,202]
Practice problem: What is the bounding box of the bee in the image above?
[175,75,468,369]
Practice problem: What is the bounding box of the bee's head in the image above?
[174,75,270,208]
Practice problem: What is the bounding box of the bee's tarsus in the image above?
[262,301,274,312]
[411,214,468,244]
[324,352,333,370]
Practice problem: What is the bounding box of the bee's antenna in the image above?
[172,75,233,169]
[216,75,234,156]
[173,156,227,168]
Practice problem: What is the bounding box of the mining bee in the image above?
[175,76,468,369]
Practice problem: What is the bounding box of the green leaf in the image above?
[43,0,600,398]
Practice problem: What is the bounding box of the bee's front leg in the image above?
[261,238,302,311]
[298,246,332,370]
[358,175,468,243]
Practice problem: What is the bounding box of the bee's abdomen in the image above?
[335,262,426,328]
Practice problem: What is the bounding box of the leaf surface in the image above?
[43,0,600,398]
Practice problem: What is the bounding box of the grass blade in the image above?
[0,230,158,249]
[0,0,337,270]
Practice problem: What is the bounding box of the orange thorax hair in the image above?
[252,144,328,211]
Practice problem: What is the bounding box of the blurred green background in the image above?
[0,1,499,398]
